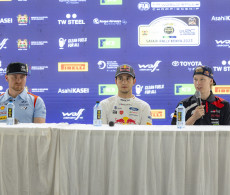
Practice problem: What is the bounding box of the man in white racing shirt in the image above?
[100,64,152,125]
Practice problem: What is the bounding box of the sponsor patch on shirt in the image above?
[115,117,136,125]
[20,106,28,110]
[120,99,131,102]
[120,103,131,106]
[0,105,7,120]
[129,107,139,111]
[19,100,29,107]
[0,116,7,120]
[114,106,122,110]
[129,114,138,117]
[210,109,220,125]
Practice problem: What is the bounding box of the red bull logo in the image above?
[126,118,136,124]
[115,117,136,125]
[120,65,130,72]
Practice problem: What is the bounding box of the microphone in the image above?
[109,121,115,127]
[195,91,201,106]
[195,90,203,119]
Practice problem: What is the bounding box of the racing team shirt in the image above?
[0,88,46,123]
[171,92,230,125]
[100,95,152,125]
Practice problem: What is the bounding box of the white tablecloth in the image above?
[0,124,230,195]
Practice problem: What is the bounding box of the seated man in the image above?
[171,65,230,125]
[0,62,46,123]
[100,64,152,125]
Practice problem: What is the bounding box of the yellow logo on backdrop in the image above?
[213,85,230,94]
[58,62,88,72]
[151,109,166,119]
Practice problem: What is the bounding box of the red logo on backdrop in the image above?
[120,110,124,115]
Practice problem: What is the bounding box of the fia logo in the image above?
[138,2,150,11]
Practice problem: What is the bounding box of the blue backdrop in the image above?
[0,0,230,124]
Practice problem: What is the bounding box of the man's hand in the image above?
[192,105,205,120]
[186,105,205,125]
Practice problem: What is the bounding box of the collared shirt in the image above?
[0,88,46,123]
[171,92,230,125]
[100,95,152,125]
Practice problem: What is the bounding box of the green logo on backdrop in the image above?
[99,84,118,95]
[98,38,121,49]
[100,0,122,5]
[175,84,195,95]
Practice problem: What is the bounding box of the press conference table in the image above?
[0,124,230,195]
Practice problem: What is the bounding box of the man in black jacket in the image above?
[171,65,230,125]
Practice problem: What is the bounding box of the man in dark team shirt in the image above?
[171,65,230,125]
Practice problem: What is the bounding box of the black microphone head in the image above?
[109,121,115,127]
[195,90,201,98]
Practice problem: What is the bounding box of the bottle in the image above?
[7,99,15,125]
[176,103,185,129]
[93,101,102,126]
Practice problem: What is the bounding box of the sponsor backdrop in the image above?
[0,0,230,124]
